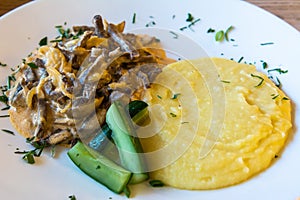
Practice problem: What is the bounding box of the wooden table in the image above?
[0,0,299,31]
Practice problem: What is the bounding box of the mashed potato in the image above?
[141,57,292,189]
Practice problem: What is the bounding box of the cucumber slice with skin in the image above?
[106,100,149,184]
[67,141,132,194]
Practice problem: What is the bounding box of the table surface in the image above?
[0,0,299,31]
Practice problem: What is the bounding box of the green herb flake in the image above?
[0,95,8,104]
[0,114,9,118]
[170,31,179,39]
[157,95,162,99]
[170,113,177,117]
[237,56,244,63]
[262,61,268,69]
[282,97,290,100]
[272,94,279,99]
[171,93,181,99]
[181,121,189,124]
[221,80,230,83]
[207,28,215,33]
[267,68,288,74]
[123,186,131,198]
[0,62,7,67]
[260,42,274,46]
[39,36,48,46]
[149,180,164,187]
[215,30,224,42]
[1,105,10,111]
[2,129,14,135]
[132,13,136,24]
[68,195,76,200]
[224,25,234,41]
[250,74,264,87]
[186,13,194,22]
[27,62,38,69]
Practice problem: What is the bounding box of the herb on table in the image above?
[224,25,234,41]
[169,31,179,39]
[149,180,164,187]
[215,30,224,42]
[180,13,200,31]
[14,137,47,164]
[260,42,274,46]
[251,74,264,87]
[0,114,9,118]
[237,56,244,63]
[39,36,48,46]
[2,129,14,135]
[0,95,8,104]
[267,68,288,74]
[262,61,268,69]
[0,62,7,67]
[68,195,77,200]
[132,13,136,24]
[207,28,215,33]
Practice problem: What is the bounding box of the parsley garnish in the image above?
[251,74,264,87]
[149,180,164,187]
[14,137,47,164]
[171,93,181,99]
[39,36,48,46]
[215,30,224,42]
[157,95,162,99]
[221,80,230,83]
[27,62,38,69]
[68,195,77,200]
[180,13,200,31]
[170,113,177,117]
[224,26,234,41]
[237,56,244,63]
[260,42,274,46]
[207,28,215,33]
[2,129,14,135]
[267,68,288,74]
[0,114,9,118]
[0,62,7,67]
[170,31,179,39]
[186,13,194,22]
[0,95,8,104]
[132,13,136,24]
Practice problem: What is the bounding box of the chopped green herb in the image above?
[171,93,181,99]
[251,74,264,87]
[149,180,164,187]
[39,36,48,46]
[181,121,189,124]
[267,68,288,74]
[0,95,8,104]
[170,31,179,39]
[172,14,176,19]
[282,97,290,100]
[262,61,268,69]
[0,114,9,118]
[123,186,131,198]
[27,62,38,69]
[215,30,224,42]
[260,42,274,46]
[221,80,230,83]
[1,105,10,111]
[2,129,14,135]
[0,62,7,67]
[14,137,47,164]
[132,13,136,24]
[170,113,177,117]
[237,56,244,63]
[145,21,156,27]
[186,13,194,22]
[224,25,234,41]
[272,94,279,99]
[68,195,77,200]
[157,95,162,99]
[207,28,215,33]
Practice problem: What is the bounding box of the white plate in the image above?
[1,0,300,199]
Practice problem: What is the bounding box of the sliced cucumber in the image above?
[106,100,149,184]
[67,141,132,194]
